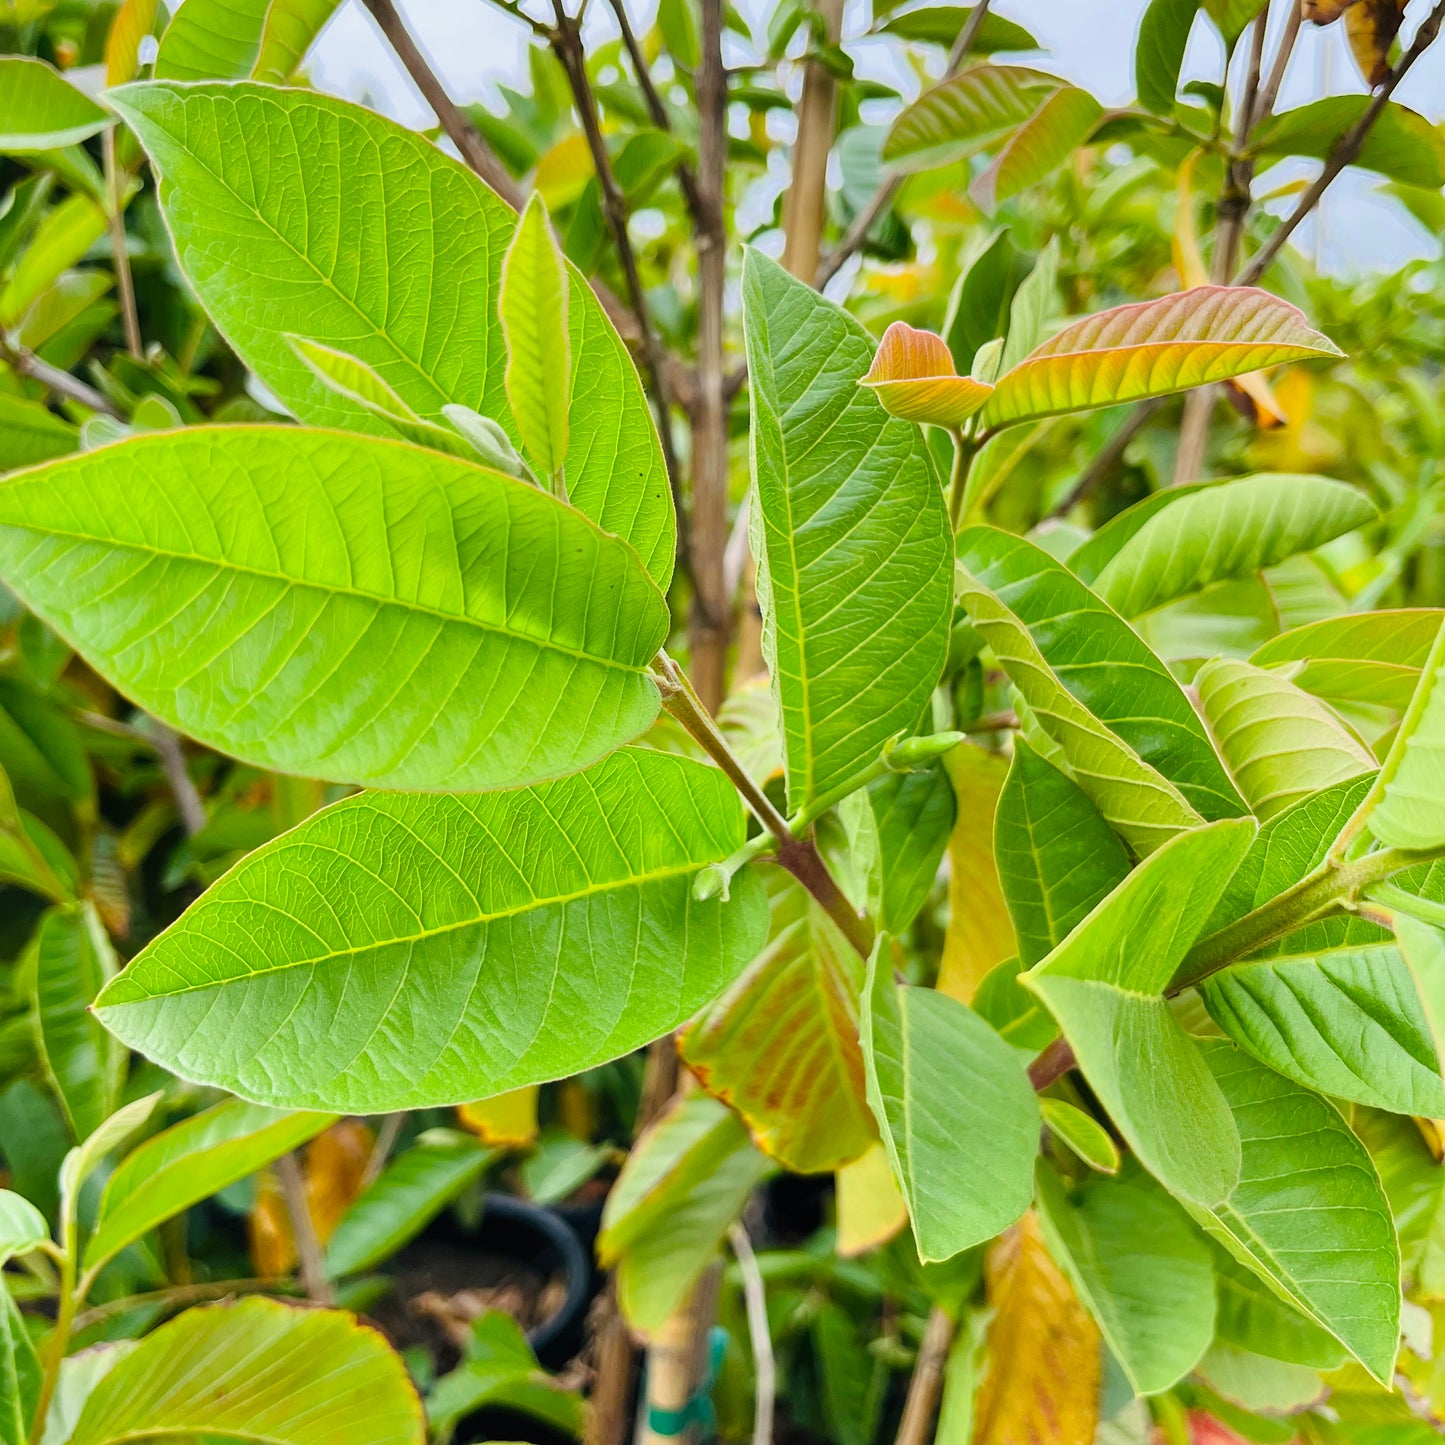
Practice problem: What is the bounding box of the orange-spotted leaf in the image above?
[980,286,1342,430]
[972,1213,1101,1445]
[860,322,994,428]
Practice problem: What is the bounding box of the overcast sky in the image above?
[305,0,1445,274]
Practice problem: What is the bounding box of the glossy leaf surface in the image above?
[0,59,111,151]
[1187,1043,1400,1383]
[109,81,673,586]
[94,749,767,1111]
[680,869,874,1174]
[68,1298,424,1445]
[0,428,668,792]
[882,65,1060,173]
[1036,1159,1215,1393]
[1025,819,1256,1205]
[743,251,952,812]
[1254,97,1445,189]
[84,1099,335,1272]
[862,940,1038,1261]
[979,287,1342,430]
[1196,659,1375,820]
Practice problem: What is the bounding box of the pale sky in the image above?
[305,0,1445,274]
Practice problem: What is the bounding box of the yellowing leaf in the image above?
[972,1213,1101,1445]
[457,1086,540,1148]
[980,287,1342,431]
[501,194,571,490]
[105,0,159,87]
[533,132,594,209]
[860,322,994,428]
[835,1142,908,1258]
[937,744,1014,1004]
[304,1119,373,1245]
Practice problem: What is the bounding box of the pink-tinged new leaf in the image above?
[979,286,1342,429]
[860,322,994,427]
[971,85,1105,213]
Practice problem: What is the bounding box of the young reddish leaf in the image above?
[970,85,1105,213]
[980,286,1342,429]
[859,322,994,428]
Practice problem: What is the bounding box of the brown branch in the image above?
[550,2,684,512]
[1253,1,1302,130]
[816,0,993,287]
[360,0,523,206]
[894,1307,955,1445]
[2,341,120,418]
[150,722,206,837]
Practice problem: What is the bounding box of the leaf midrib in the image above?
[99,858,707,1004]
[0,522,655,674]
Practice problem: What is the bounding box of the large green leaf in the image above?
[1211,1243,1347,1369]
[326,1130,492,1278]
[680,868,874,1174]
[84,1099,335,1273]
[68,1298,424,1445]
[742,251,952,813]
[978,287,1342,431]
[1253,97,1445,189]
[0,59,111,152]
[1024,819,1256,1205]
[598,1093,770,1335]
[1072,475,1376,619]
[861,940,1038,1262]
[971,86,1105,213]
[878,7,1039,53]
[0,1279,39,1445]
[29,903,123,1142]
[154,0,269,79]
[1202,939,1445,1117]
[1186,1043,1400,1384]
[959,527,1245,827]
[994,739,1131,968]
[94,749,767,1112]
[1363,617,1445,851]
[109,81,673,587]
[1135,0,1200,113]
[0,428,668,792]
[1036,1158,1215,1394]
[0,393,78,473]
[1251,610,1445,710]
[881,65,1060,173]
[1196,659,1375,821]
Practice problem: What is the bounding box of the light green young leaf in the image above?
[94,750,768,1112]
[0,393,77,473]
[29,903,124,1142]
[997,236,1058,376]
[0,59,111,152]
[0,1194,46,1265]
[0,765,69,902]
[58,1092,162,1228]
[1196,659,1375,821]
[0,428,669,793]
[326,1131,493,1278]
[1363,617,1445,850]
[0,1279,39,1445]
[154,0,270,79]
[1039,1099,1119,1174]
[1251,609,1445,710]
[994,739,1132,968]
[68,1297,424,1445]
[971,86,1105,213]
[680,868,874,1175]
[501,194,570,490]
[84,1099,335,1273]
[1075,474,1376,619]
[108,81,673,587]
[882,65,1061,173]
[862,939,1038,1262]
[253,0,344,82]
[1024,819,1256,1205]
[1202,940,1445,1117]
[1186,1042,1400,1384]
[598,1094,770,1335]
[440,404,532,478]
[0,193,107,328]
[958,527,1244,845]
[1036,1158,1215,1393]
[979,287,1342,431]
[742,250,952,814]
[1136,0,1201,113]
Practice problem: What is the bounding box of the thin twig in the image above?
[360,0,523,206]
[894,1307,955,1445]
[276,1152,333,1305]
[1254,2,1302,127]
[103,128,142,360]
[816,0,993,287]
[729,1223,774,1445]
[150,721,206,837]
[3,341,121,417]
[360,1112,405,1191]
[550,1,684,506]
